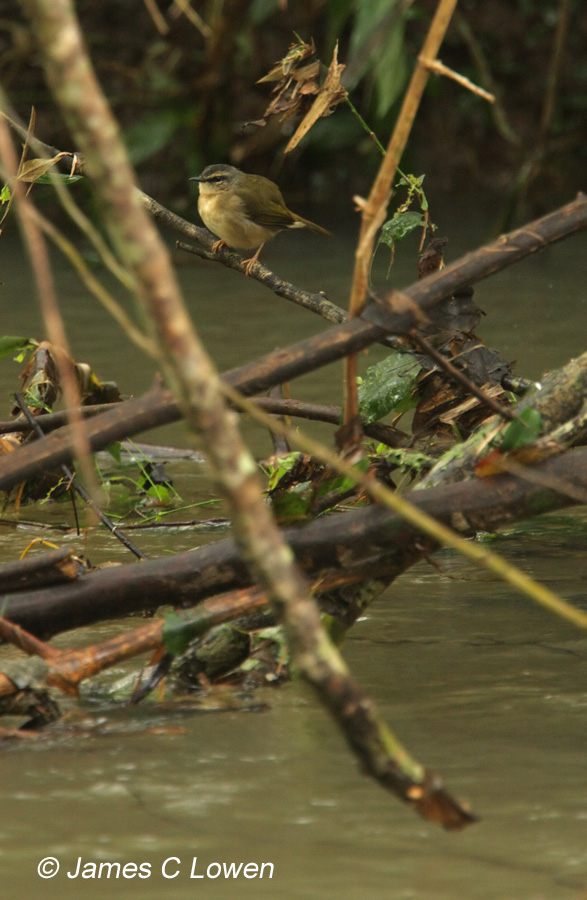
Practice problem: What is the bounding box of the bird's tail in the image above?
[293,215,331,237]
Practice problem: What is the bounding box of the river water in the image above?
[0,202,586,899]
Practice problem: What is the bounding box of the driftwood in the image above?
[4,448,587,640]
[0,193,586,495]
[0,546,84,593]
[3,0,585,833]
[1,196,586,642]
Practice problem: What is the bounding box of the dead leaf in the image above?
[17,153,68,183]
[285,43,347,152]
[257,40,316,83]
[248,51,322,129]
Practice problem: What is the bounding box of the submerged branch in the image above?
[4,447,587,639]
[0,587,268,695]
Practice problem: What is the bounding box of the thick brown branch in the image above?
[4,447,587,640]
[0,546,83,593]
[1,194,585,493]
[254,397,407,447]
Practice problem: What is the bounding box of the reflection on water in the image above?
[0,214,586,899]
[2,522,587,900]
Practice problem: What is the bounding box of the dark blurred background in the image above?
[1,0,585,226]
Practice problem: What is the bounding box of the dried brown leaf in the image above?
[17,153,68,183]
[285,44,347,153]
[257,40,316,83]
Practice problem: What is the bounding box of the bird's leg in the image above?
[211,239,228,253]
[242,243,265,277]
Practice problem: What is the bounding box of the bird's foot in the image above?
[242,244,264,277]
[211,239,228,254]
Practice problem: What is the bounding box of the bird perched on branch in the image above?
[190,164,330,275]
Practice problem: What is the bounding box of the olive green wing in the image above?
[240,175,295,229]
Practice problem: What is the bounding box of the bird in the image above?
[190,164,330,275]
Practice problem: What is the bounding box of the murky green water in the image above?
[1,209,586,899]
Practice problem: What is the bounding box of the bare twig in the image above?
[142,0,168,34]
[0,114,101,504]
[14,393,148,560]
[454,12,519,145]
[539,0,572,143]
[345,0,459,427]
[422,57,495,103]
[408,329,515,421]
[19,0,473,827]
[254,397,407,448]
[170,0,212,37]
[1,193,586,496]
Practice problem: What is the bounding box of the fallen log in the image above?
[3,447,587,640]
[1,194,586,494]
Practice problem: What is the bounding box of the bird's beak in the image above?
[189,176,204,183]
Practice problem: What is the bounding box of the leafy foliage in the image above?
[329,0,410,116]
[380,209,426,246]
[163,609,208,657]
[0,336,34,361]
[498,408,542,452]
[358,350,422,424]
[17,153,82,184]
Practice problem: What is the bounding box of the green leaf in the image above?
[321,613,347,647]
[264,451,303,492]
[145,484,171,503]
[381,448,435,474]
[163,609,209,657]
[498,408,542,452]
[35,173,83,184]
[248,0,281,25]
[1,184,10,203]
[372,16,408,117]
[105,442,122,463]
[250,624,288,661]
[342,0,408,116]
[0,336,33,361]
[397,173,428,210]
[379,210,426,247]
[313,456,370,499]
[270,490,311,523]
[358,351,422,424]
